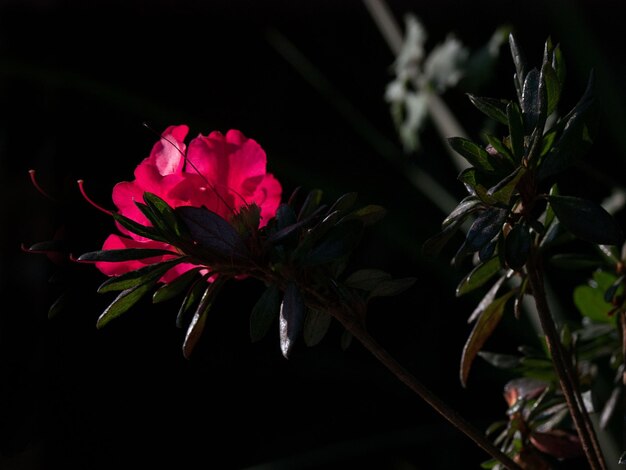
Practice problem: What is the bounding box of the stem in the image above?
[526,251,607,470]
[335,316,523,470]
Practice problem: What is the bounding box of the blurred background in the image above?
[1,0,625,468]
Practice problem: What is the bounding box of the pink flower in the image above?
[96,125,282,283]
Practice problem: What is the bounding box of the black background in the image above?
[1,1,625,469]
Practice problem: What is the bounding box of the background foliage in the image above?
[1,0,625,468]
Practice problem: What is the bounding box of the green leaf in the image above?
[549,253,607,270]
[78,248,177,262]
[96,281,156,329]
[506,101,525,163]
[547,195,623,245]
[340,205,387,226]
[97,257,187,293]
[345,269,391,291]
[111,211,167,242]
[303,309,332,347]
[542,62,561,116]
[509,33,527,102]
[467,274,509,323]
[297,189,324,221]
[573,270,618,323]
[369,277,417,299]
[487,167,526,205]
[176,274,210,328]
[457,168,498,205]
[48,292,68,319]
[250,284,281,342]
[456,256,502,297]
[478,351,522,369]
[460,290,515,387]
[327,192,358,214]
[538,72,595,179]
[143,192,186,238]
[279,282,305,358]
[422,216,465,257]
[521,68,543,132]
[448,137,494,172]
[442,196,483,228]
[504,223,531,271]
[182,279,225,359]
[152,267,202,303]
[466,94,509,125]
[484,134,514,166]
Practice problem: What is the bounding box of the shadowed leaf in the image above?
[456,256,502,297]
[303,309,332,347]
[250,284,281,342]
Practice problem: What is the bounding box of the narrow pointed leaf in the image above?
[250,284,281,342]
[96,281,157,329]
[547,195,623,245]
[182,283,217,359]
[111,211,167,242]
[152,267,202,303]
[340,205,386,226]
[448,137,494,172]
[48,292,68,319]
[143,192,185,237]
[466,94,509,125]
[456,256,502,297]
[97,257,186,293]
[345,269,391,291]
[507,102,525,163]
[369,277,417,299]
[487,167,526,204]
[442,196,483,228]
[297,189,323,221]
[460,290,515,387]
[78,248,177,262]
[468,273,509,323]
[279,282,305,358]
[461,207,508,254]
[176,274,210,328]
[303,309,332,347]
[509,33,527,101]
[484,134,514,165]
[301,220,362,266]
[327,192,358,214]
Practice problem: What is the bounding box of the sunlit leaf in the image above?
[279,282,305,358]
[467,273,509,323]
[460,290,516,386]
[456,256,502,297]
[111,211,166,242]
[509,33,527,102]
[176,274,210,328]
[182,279,224,359]
[78,248,177,262]
[152,267,202,303]
[573,270,618,323]
[448,137,494,173]
[96,281,156,329]
[97,257,186,293]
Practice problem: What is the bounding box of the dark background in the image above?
[1,1,625,469]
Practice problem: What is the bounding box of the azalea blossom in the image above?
[95,125,282,283]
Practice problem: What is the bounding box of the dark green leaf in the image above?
[468,273,509,323]
[484,134,514,166]
[466,94,509,125]
[303,309,332,347]
[143,192,185,237]
[327,192,358,214]
[345,269,391,291]
[538,72,595,179]
[176,274,210,328]
[422,217,465,257]
[301,220,362,266]
[453,207,508,263]
[268,204,327,244]
[111,211,167,242]
[78,248,176,262]
[457,168,497,204]
[340,205,386,226]
[152,267,202,303]
[542,62,561,116]
[279,282,305,358]
[549,253,607,270]
[521,68,542,132]
[552,43,566,86]
[48,292,68,319]
[506,102,525,163]
[603,274,624,303]
[96,281,156,329]
[177,206,249,259]
[460,290,516,386]
[509,33,527,102]
[456,256,502,297]
[182,279,224,359]
[504,223,531,271]
[27,240,66,253]
[448,137,494,172]
[340,329,353,350]
[97,257,187,293]
[442,196,483,228]
[250,284,281,342]
[369,277,417,299]
[547,195,623,245]
[297,189,323,221]
[486,167,526,205]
